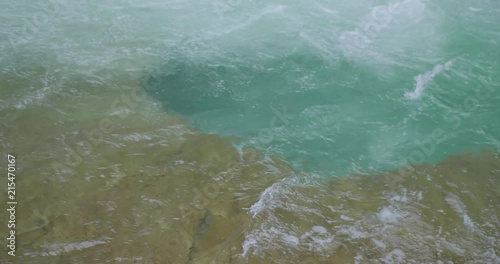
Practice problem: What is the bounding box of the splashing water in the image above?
[1,0,499,263]
[405,60,453,100]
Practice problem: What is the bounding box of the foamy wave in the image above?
[244,179,334,257]
[14,71,60,109]
[24,238,110,257]
[405,60,453,99]
[445,193,476,230]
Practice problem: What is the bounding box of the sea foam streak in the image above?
[405,60,453,99]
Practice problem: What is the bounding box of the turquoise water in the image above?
[1,0,500,263]
[142,0,500,176]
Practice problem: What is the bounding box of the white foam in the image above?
[341,225,367,239]
[141,195,165,206]
[354,254,364,264]
[381,249,406,263]
[340,214,354,221]
[241,236,257,257]
[242,225,300,257]
[15,71,58,109]
[389,188,408,203]
[122,133,153,141]
[24,239,110,257]
[248,181,282,216]
[445,193,476,230]
[372,238,387,249]
[377,206,405,224]
[405,60,453,99]
[283,234,300,246]
[114,257,144,262]
[416,191,423,201]
[300,226,334,250]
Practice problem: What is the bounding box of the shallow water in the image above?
[1,0,499,263]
